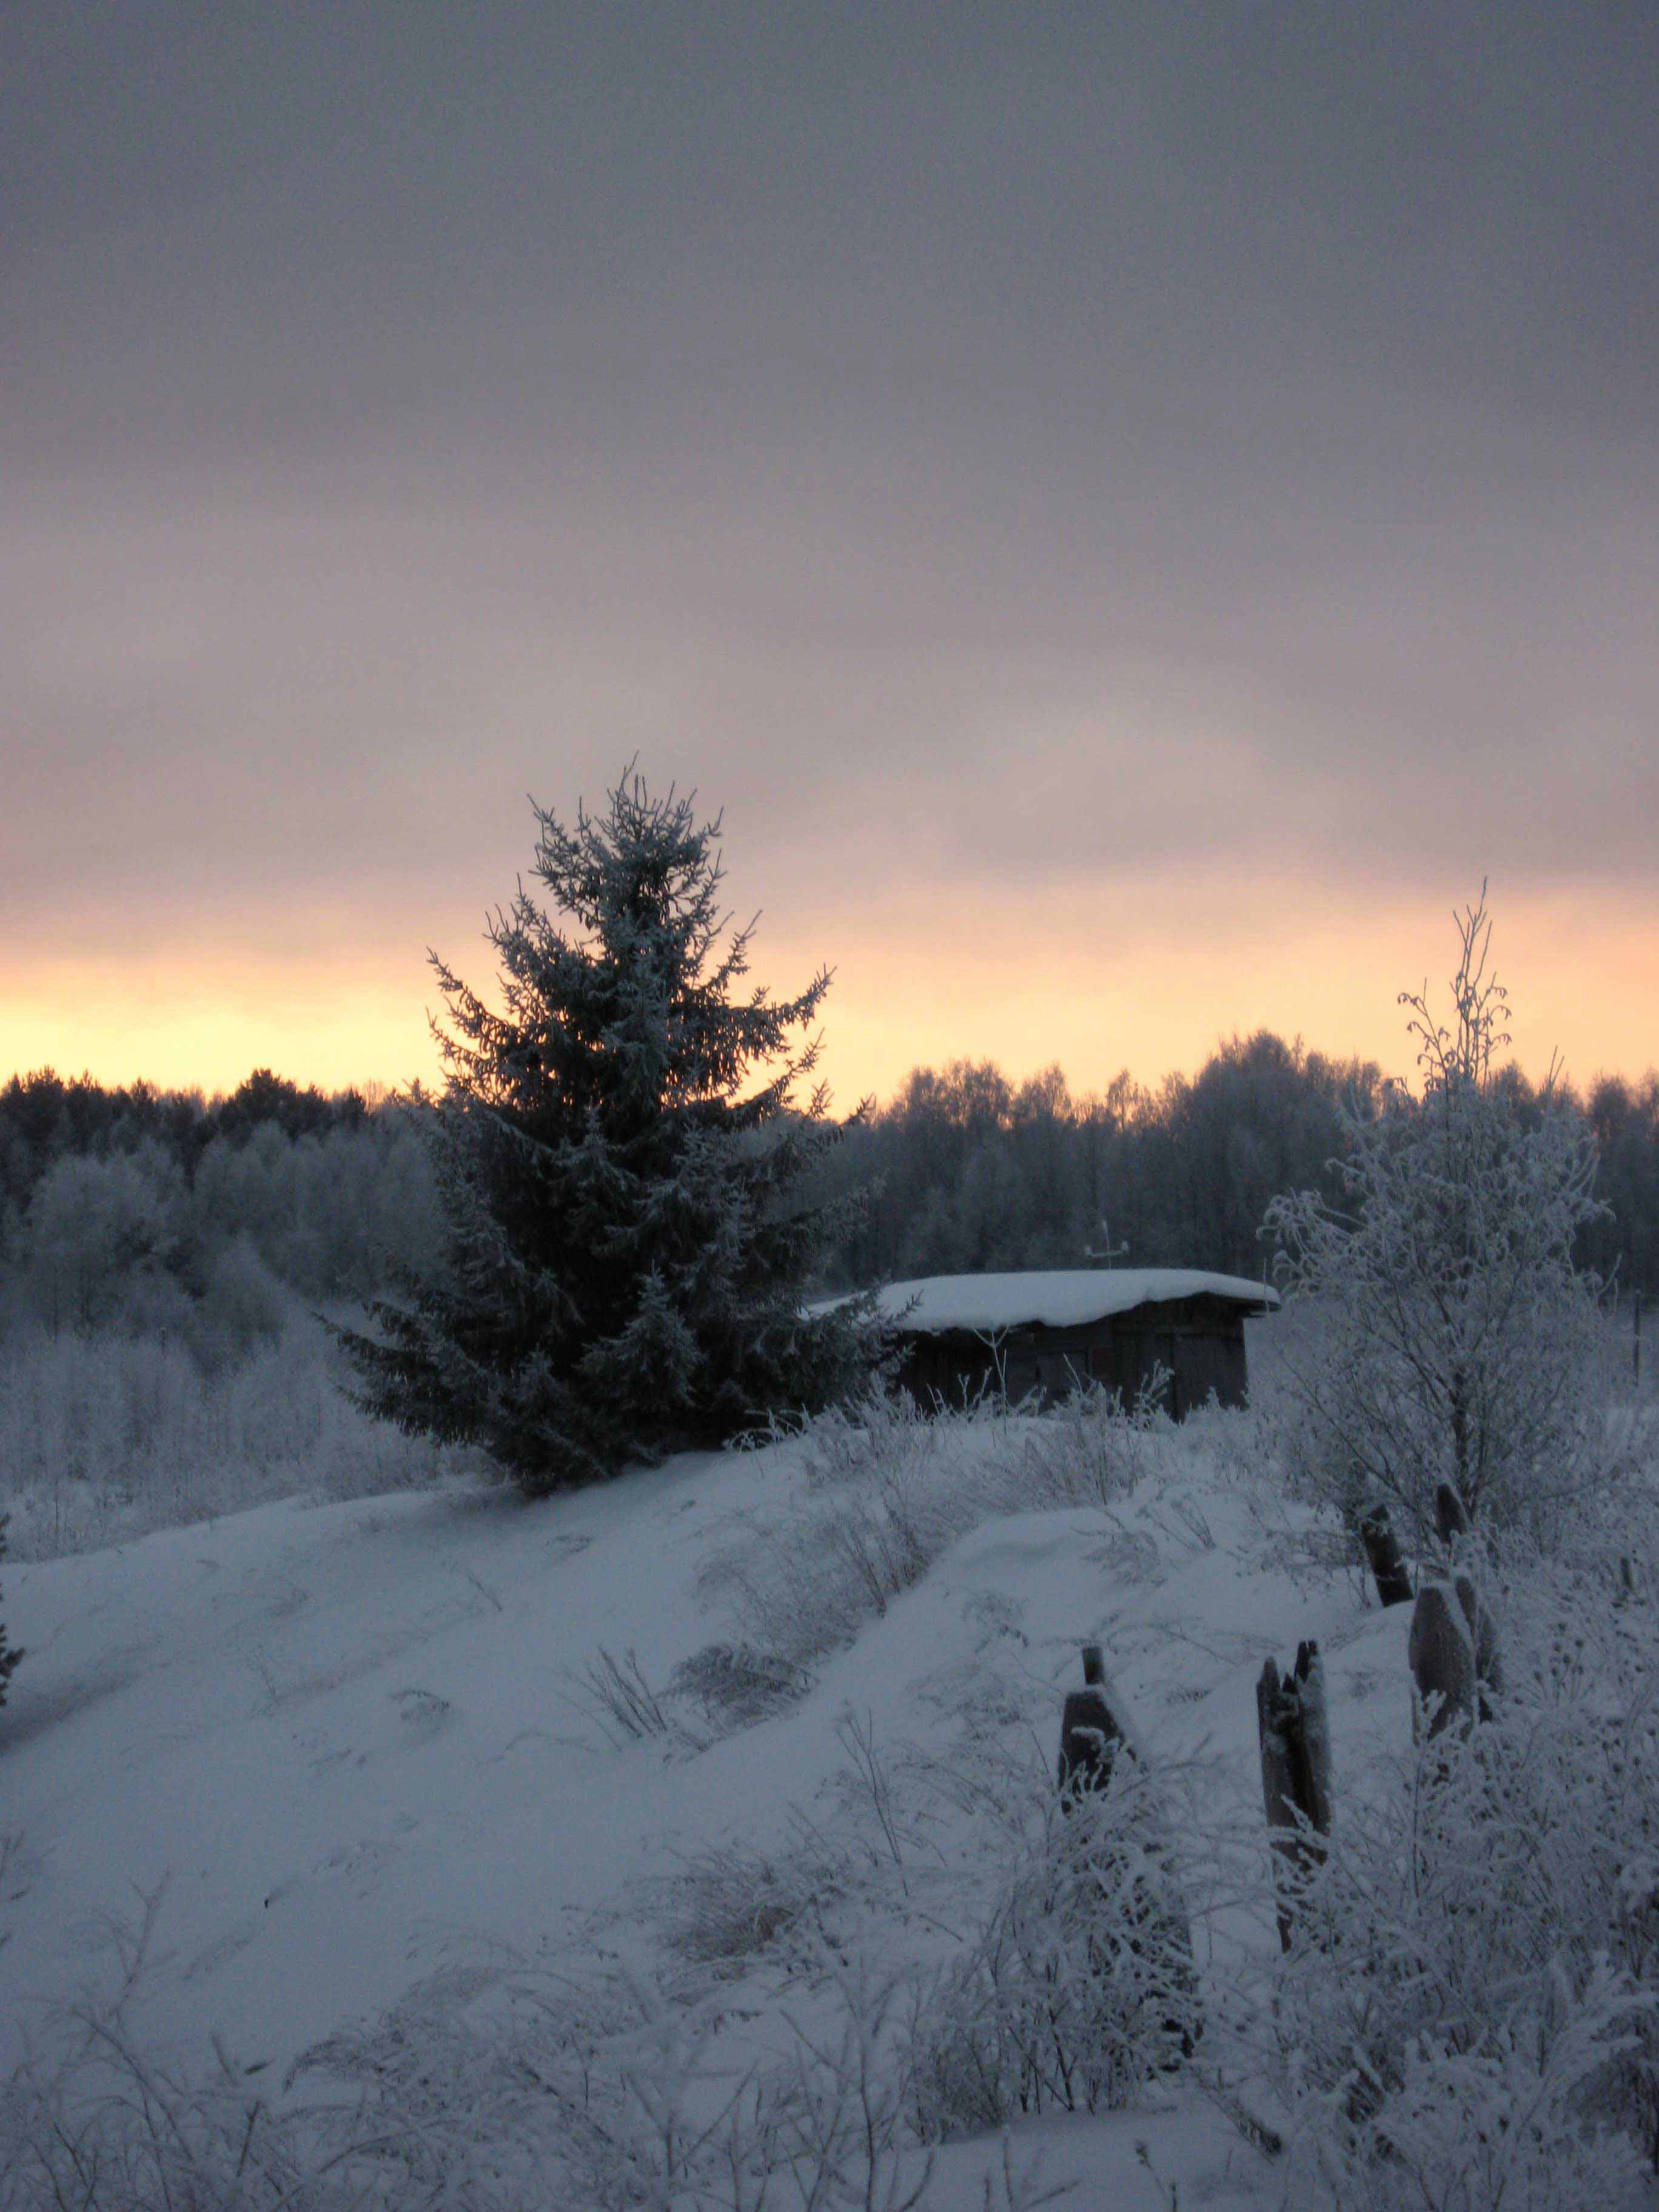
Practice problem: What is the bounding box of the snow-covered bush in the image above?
[1266,891,1613,1543]
[1273,1989,1655,2212]
[908,1757,1202,2134]
[699,1400,994,1680]
[21,1145,185,1335]
[0,1885,401,2210]
[668,1640,811,1728]
[990,1370,1171,1510]
[797,1386,942,1492]
[1,1883,947,2211]
[190,1234,288,1368]
[1245,1528,1659,2200]
[655,1831,845,1973]
[702,1383,1174,1691]
[295,1940,947,2212]
[0,1311,460,1559]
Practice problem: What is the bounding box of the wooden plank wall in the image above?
[895,1294,1255,1415]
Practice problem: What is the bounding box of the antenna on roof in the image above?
[1083,1216,1128,1270]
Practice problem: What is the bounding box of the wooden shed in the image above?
[871,1269,1278,1416]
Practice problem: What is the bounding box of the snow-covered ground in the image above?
[0,1410,1429,2207]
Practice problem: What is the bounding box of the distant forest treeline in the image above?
[0,1067,441,1348]
[809,1034,1659,1296]
[2,1036,1657,1343]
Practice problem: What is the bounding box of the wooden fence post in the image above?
[1456,1572,1503,1714]
[1407,1583,1473,1738]
[1256,1639,1333,1951]
[1057,1643,1130,1799]
[1409,1573,1502,1737]
[1434,1482,1471,1547]
[1358,1503,1413,1608]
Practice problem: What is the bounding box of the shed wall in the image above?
[894,1293,1255,1416]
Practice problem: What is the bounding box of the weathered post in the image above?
[1358,1502,1413,1608]
[1409,1583,1474,1738]
[1433,1482,1471,1548]
[1456,1572,1503,1714]
[1058,1643,1130,1798]
[1256,1639,1333,1951]
[1409,1573,1502,1737]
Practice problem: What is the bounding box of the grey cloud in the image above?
[4,4,1657,975]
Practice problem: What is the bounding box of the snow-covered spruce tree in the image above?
[1264,888,1609,1541]
[337,771,882,1492]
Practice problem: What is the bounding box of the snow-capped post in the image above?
[1256,1640,1332,1951]
[1057,1644,1130,1801]
[1433,1481,1471,1549]
[1409,1573,1501,1738]
[1358,1501,1413,1608]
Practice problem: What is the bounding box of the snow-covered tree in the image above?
[337,769,882,1492]
[1265,889,1609,1539]
[24,1145,183,1332]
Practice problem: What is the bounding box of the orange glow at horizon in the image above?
[5,880,1656,1107]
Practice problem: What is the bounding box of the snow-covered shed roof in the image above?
[869,1269,1279,1336]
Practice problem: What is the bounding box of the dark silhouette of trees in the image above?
[4,1024,1655,1375]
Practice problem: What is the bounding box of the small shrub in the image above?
[990,1372,1171,1512]
[697,1439,986,1681]
[700,1381,1179,1690]
[668,1640,810,1728]
[654,1833,843,1972]
[800,1387,940,1492]
[189,1235,288,1369]
[561,1647,697,1752]
[909,1761,1202,2134]
[1275,1982,1655,2211]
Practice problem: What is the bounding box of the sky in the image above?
[5,2,1657,1107]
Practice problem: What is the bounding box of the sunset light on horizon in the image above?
[7,872,1656,1110]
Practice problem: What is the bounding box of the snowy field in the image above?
[0,1384,1652,2208]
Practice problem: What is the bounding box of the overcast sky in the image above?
[5,2,1657,1102]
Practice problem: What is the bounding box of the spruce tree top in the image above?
[433,772,832,1144]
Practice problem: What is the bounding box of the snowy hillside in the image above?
[0,1395,1652,2208]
